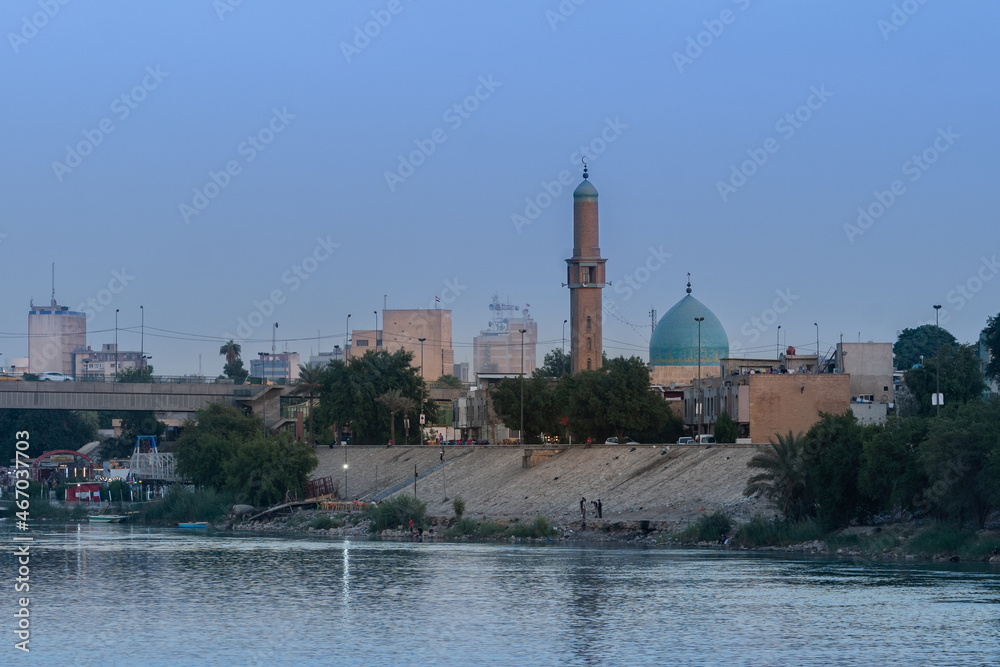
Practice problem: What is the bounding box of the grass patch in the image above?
[731,515,825,548]
[452,496,466,519]
[446,514,556,539]
[677,511,732,543]
[365,495,427,532]
[139,486,233,524]
[908,524,976,557]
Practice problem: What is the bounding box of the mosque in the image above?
[649,276,729,388]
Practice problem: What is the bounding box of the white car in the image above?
[38,372,74,382]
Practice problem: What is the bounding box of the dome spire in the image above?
[686,272,692,294]
[582,156,588,180]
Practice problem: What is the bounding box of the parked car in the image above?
[38,372,74,382]
[0,373,23,382]
[695,434,716,444]
[605,437,640,445]
[676,437,695,445]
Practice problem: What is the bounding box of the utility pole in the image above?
[519,328,527,443]
[695,317,704,437]
[934,304,942,416]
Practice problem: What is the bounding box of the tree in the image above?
[917,399,1000,528]
[174,403,316,505]
[433,374,463,389]
[801,411,867,529]
[491,373,560,443]
[116,365,154,383]
[377,389,416,445]
[220,340,249,383]
[540,349,571,377]
[713,412,738,444]
[314,350,435,445]
[903,344,986,415]
[744,431,812,521]
[981,314,1000,384]
[859,416,929,514]
[292,362,324,443]
[0,410,98,460]
[894,324,958,371]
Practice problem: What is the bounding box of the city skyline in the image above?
[1,2,996,375]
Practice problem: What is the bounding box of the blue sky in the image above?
[1,0,997,375]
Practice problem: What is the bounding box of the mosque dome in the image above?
[573,179,598,200]
[649,284,729,368]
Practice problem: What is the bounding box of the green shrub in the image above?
[510,514,556,539]
[452,496,466,519]
[732,515,824,548]
[365,495,427,532]
[307,514,344,530]
[447,517,479,537]
[682,511,732,542]
[908,524,975,556]
[139,486,233,524]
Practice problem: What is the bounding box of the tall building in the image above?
[472,296,537,378]
[250,352,301,383]
[72,344,145,381]
[28,299,86,375]
[566,165,606,373]
[350,309,454,382]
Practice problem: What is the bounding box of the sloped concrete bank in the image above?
[312,444,772,529]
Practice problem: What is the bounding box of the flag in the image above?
[525,303,530,307]
[435,296,441,302]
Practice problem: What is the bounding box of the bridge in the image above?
[0,381,286,416]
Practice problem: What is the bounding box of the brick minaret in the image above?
[566,163,606,373]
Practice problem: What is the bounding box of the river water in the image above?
[3,523,999,665]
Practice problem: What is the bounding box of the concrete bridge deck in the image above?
[0,381,279,413]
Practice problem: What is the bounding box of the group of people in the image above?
[579,496,603,522]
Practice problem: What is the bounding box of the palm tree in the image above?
[293,362,325,444]
[744,430,811,520]
[377,389,416,445]
[220,340,242,365]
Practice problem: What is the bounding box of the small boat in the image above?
[178,522,208,529]
[89,515,128,523]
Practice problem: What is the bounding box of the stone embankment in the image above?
[311,444,772,529]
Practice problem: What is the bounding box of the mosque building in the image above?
[648,276,729,387]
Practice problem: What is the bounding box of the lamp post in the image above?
[114,308,119,380]
[140,305,144,368]
[934,304,942,416]
[695,317,704,437]
[562,319,568,374]
[334,344,340,362]
[258,352,267,435]
[520,328,527,443]
[814,322,819,373]
[346,313,351,359]
[776,324,781,362]
[418,337,426,444]
[374,310,378,351]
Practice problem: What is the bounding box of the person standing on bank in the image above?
[597,499,603,518]
[580,496,587,520]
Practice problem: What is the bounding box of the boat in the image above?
[88,515,128,523]
[178,522,208,529]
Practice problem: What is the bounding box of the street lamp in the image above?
[562,319,568,374]
[519,328,527,443]
[346,313,351,358]
[114,308,119,380]
[258,352,268,435]
[776,325,781,362]
[418,337,426,444]
[695,317,704,437]
[334,344,340,362]
[140,305,144,368]
[814,322,819,373]
[272,323,278,384]
[374,310,378,351]
[934,304,942,416]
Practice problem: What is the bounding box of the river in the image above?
[3,523,998,665]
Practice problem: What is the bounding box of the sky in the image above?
[1,0,997,376]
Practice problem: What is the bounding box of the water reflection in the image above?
[7,525,1000,666]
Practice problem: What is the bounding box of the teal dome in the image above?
[649,293,729,367]
[573,179,598,200]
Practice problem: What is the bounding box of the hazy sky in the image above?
[2,1,997,375]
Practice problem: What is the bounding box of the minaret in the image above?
[566,161,606,373]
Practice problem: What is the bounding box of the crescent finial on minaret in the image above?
[582,156,588,180]
[686,273,692,294]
